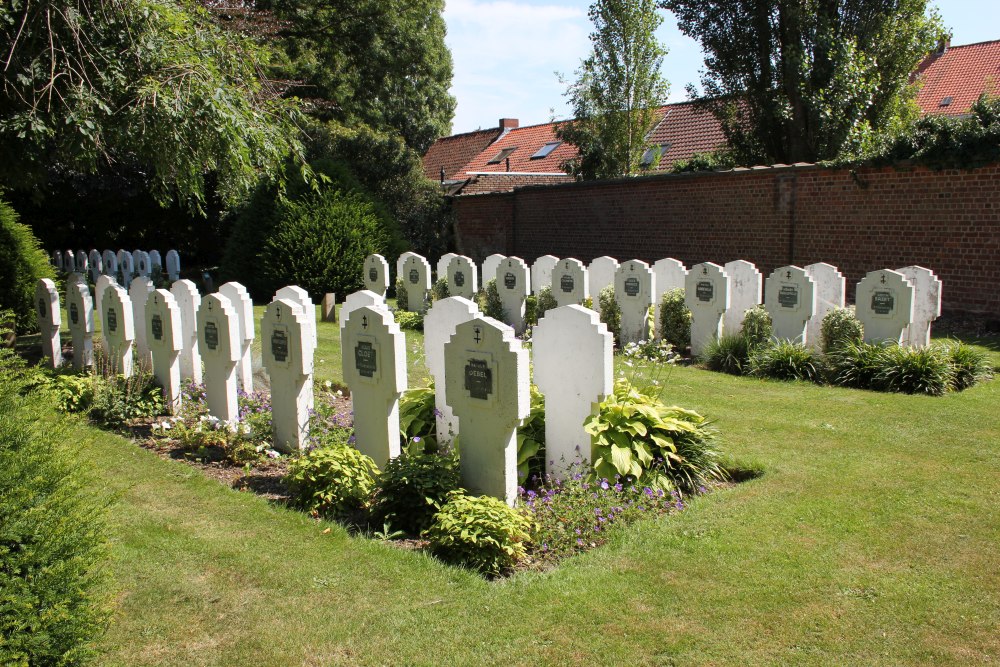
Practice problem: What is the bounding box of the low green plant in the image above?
[874,344,954,396]
[285,444,380,522]
[395,311,424,330]
[423,491,531,577]
[431,277,450,301]
[535,286,558,323]
[944,340,993,391]
[827,341,891,389]
[89,361,165,429]
[524,294,539,327]
[597,285,621,345]
[702,333,752,375]
[371,452,461,535]
[821,307,864,353]
[751,341,824,382]
[399,385,438,454]
[52,373,97,413]
[394,278,408,311]
[516,386,546,484]
[740,305,773,350]
[481,279,505,320]
[658,288,691,350]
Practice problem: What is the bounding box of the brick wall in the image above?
[453,162,1000,316]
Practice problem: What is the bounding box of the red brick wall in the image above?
[453,163,1000,316]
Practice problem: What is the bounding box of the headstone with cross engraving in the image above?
[88,250,103,283]
[35,279,62,368]
[764,266,815,343]
[855,269,914,344]
[531,255,559,295]
[103,285,135,376]
[495,256,529,335]
[445,317,529,505]
[170,279,203,384]
[653,258,688,337]
[803,262,845,351]
[482,254,506,288]
[145,289,183,413]
[117,250,134,289]
[66,281,94,370]
[723,260,762,335]
[401,253,432,313]
[436,253,457,283]
[219,282,255,393]
[102,250,118,278]
[340,290,387,332]
[685,262,730,356]
[396,251,417,285]
[533,305,613,476]
[94,274,117,336]
[551,258,589,307]
[362,253,390,298]
[447,255,478,299]
[129,277,155,367]
[263,297,315,452]
[896,266,942,348]
[588,256,619,298]
[165,250,181,282]
[615,259,655,344]
[341,305,407,466]
[75,250,88,274]
[424,297,482,445]
[274,285,317,411]
[197,293,240,422]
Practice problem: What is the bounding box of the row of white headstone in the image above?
[50,248,182,287]
[35,277,318,453]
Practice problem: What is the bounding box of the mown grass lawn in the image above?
[48,306,997,666]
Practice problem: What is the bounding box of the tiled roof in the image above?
[915,40,1000,116]
[421,127,503,181]
[458,122,578,175]
[645,102,727,170]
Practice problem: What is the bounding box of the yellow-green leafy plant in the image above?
[284,445,380,522]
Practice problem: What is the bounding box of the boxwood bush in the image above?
[0,197,56,334]
[657,288,691,350]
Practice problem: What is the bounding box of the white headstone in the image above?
[482,254,506,288]
[102,250,118,277]
[362,253,390,298]
[128,277,155,367]
[444,317,529,505]
[35,279,62,368]
[551,258,589,307]
[588,256,619,298]
[764,266,816,343]
[170,279,203,384]
[533,305,613,476]
[685,262,730,356]
[856,269,915,344]
[262,298,315,452]
[66,272,86,288]
[148,250,162,273]
[66,282,94,370]
[133,250,151,278]
[340,290,388,332]
[424,297,482,445]
[495,256,529,335]
[341,305,407,466]
[165,250,181,282]
[102,285,135,377]
[75,250,88,273]
[88,250,103,283]
[274,285,317,411]
[723,260,762,335]
[218,282,255,393]
[146,289,183,414]
[531,255,559,295]
[197,293,240,422]
[436,253,457,283]
[94,275,118,334]
[63,250,74,271]
[401,254,432,314]
[117,250,134,288]
[52,251,63,272]
[803,262,845,351]
[653,258,688,337]
[396,251,418,284]
[896,266,942,348]
[447,255,478,299]
[615,259,655,344]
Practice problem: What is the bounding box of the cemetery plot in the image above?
[614,260,654,344]
[856,269,914,344]
[362,253,390,298]
[685,262,730,356]
[447,255,478,299]
[764,266,815,343]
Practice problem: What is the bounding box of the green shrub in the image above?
[431,277,450,301]
[516,386,546,484]
[88,359,165,429]
[372,452,461,535]
[524,294,539,327]
[827,341,891,389]
[395,311,424,331]
[399,385,438,453]
[0,197,56,334]
[702,333,752,375]
[874,344,954,396]
[945,341,993,391]
[52,373,97,413]
[597,285,621,345]
[821,307,864,353]
[481,279,505,321]
[535,286,558,322]
[751,341,823,382]
[394,278,408,311]
[740,305,773,349]
[658,288,691,350]
[423,491,531,577]
[284,444,380,522]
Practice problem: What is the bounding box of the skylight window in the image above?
[939,96,953,107]
[487,147,517,164]
[640,143,671,167]
[531,141,562,159]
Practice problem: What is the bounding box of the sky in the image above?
[443,0,1000,134]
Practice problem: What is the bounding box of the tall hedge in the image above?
[0,198,55,334]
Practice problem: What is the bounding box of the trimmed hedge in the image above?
[0,198,56,334]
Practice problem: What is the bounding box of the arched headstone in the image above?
[551,258,588,307]
[436,253,457,283]
[723,260,762,335]
[102,250,118,277]
[401,254,432,314]
[447,255,478,299]
[94,274,118,336]
[340,290,387,332]
[52,251,63,272]
[197,293,240,422]
[274,285,317,411]
[133,250,151,278]
[129,277,155,367]
[653,258,687,337]
[262,298,315,452]
[146,289,183,413]
[424,297,482,445]
[117,250,134,288]
[615,259,655,344]
[36,279,62,368]
[896,266,942,348]
[530,255,559,295]
[219,281,255,393]
[685,262,730,356]
[148,250,162,273]
[66,282,94,370]
[496,256,529,335]
[362,253,390,298]
[88,250,103,283]
[764,266,815,343]
[165,250,181,282]
[803,262,845,351]
[103,285,135,376]
[856,269,914,344]
[75,250,88,274]
[588,256,619,298]
[482,254,506,288]
[170,280,203,384]
[396,251,417,285]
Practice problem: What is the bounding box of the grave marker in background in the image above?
[362,253,390,298]
[653,258,687,337]
[685,262,730,356]
[896,266,942,347]
[275,285,317,410]
[170,279,203,384]
[146,289,183,413]
[263,298,314,452]
[35,279,62,368]
[66,282,94,370]
[117,250,134,288]
[447,255,478,299]
[129,277,155,367]
[321,293,337,322]
[102,250,118,277]
[149,250,162,274]
[402,254,431,314]
[855,269,914,344]
[134,250,151,278]
[103,285,135,376]
[723,260,762,335]
[803,262,845,351]
[94,275,118,334]
[424,297,481,445]
[436,253,457,283]
[396,251,417,284]
[764,266,815,343]
[531,255,559,295]
[219,281,255,393]
[75,250,88,274]
[615,259,654,344]
[482,253,506,288]
[88,250,103,283]
[340,290,387,331]
[588,256,619,298]
[197,293,240,422]
[551,258,588,307]
[496,256,529,335]
[52,251,63,272]
[165,250,181,282]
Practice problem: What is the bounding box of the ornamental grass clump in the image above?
[702,333,752,375]
[751,340,824,382]
[945,340,993,391]
[827,340,891,389]
[874,344,954,396]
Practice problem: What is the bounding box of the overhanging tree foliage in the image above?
[662,0,946,164]
[556,0,669,179]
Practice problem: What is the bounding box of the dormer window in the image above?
[531,141,562,159]
[641,143,670,167]
[487,147,517,164]
[939,96,953,107]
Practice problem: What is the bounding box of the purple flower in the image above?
[600,480,610,490]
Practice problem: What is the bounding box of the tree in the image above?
[662,0,946,164]
[556,0,670,180]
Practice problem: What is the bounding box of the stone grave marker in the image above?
[170,279,203,384]
[362,253,390,298]
[134,250,151,278]
[803,262,845,351]
[531,255,559,295]
[64,250,75,273]
[653,258,687,337]
[103,285,135,376]
[447,255,478,299]
[52,251,63,272]
[896,266,942,347]
[36,279,62,368]
[128,277,155,367]
[145,289,183,413]
[274,286,317,349]
[615,260,655,344]
[723,260,762,335]
[764,266,816,343]
[424,297,482,445]
[88,250,103,283]
[340,289,387,332]
[149,250,162,273]
[482,253,506,288]
[197,293,240,422]
[445,317,529,506]
[436,253,457,283]
[165,250,181,282]
[402,254,432,313]
[219,281,255,393]
[66,271,86,288]
[321,293,337,322]
[685,262,730,356]
[66,282,94,370]
[533,305,613,475]
[94,275,118,332]
[117,250,134,288]
[396,251,417,285]
[588,256,619,298]
[551,258,588,307]
[262,297,315,452]
[496,256,529,335]
[75,250,88,273]
[341,305,407,466]
[102,250,118,277]
[855,269,914,344]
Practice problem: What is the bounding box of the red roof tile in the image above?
[421,127,503,181]
[645,102,727,170]
[915,40,1000,116]
[458,122,577,175]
